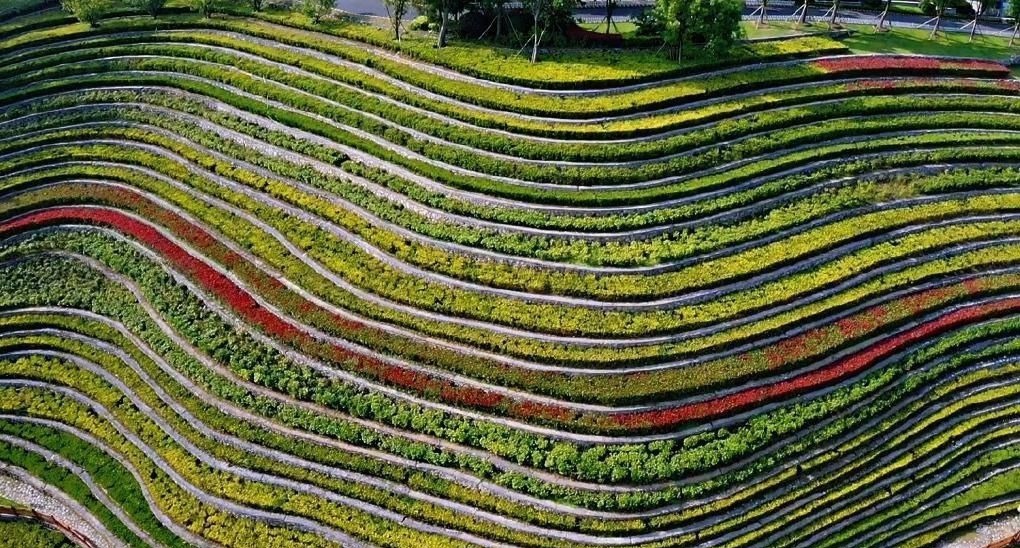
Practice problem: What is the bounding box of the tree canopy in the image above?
[656,0,743,61]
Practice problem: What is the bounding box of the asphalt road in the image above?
[337,0,418,18]
[337,0,1015,36]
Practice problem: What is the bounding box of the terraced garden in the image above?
[2,1,1020,546]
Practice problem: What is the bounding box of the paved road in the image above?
[338,0,1015,37]
[579,2,1015,35]
[336,0,418,18]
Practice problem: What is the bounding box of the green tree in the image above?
[968,0,990,41]
[658,0,742,62]
[249,0,265,11]
[413,0,463,47]
[928,0,949,38]
[136,0,166,16]
[523,0,576,62]
[1009,0,1020,46]
[60,0,102,25]
[302,0,333,22]
[195,0,214,17]
[384,0,410,40]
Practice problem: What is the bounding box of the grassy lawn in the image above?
[579,20,639,36]
[580,20,815,40]
[255,7,846,85]
[2,2,844,86]
[740,20,816,39]
[843,23,1020,60]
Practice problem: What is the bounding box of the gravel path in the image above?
[3,249,1018,514]
[0,466,126,548]
[0,382,373,548]
[946,514,1020,547]
[0,330,1016,545]
[9,65,1017,202]
[8,217,1020,451]
[10,142,1020,359]
[13,211,1020,424]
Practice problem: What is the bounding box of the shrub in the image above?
[59,0,102,25]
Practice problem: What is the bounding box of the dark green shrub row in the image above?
[15,90,1020,238]
[8,141,1020,356]
[3,32,989,141]
[0,338,581,548]
[2,247,1020,503]
[0,14,847,111]
[9,53,1020,183]
[0,518,76,547]
[0,312,647,536]
[0,360,483,548]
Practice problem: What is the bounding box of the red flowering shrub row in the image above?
[4,190,1020,433]
[844,77,1020,94]
[613,286,1018,429]
[813,55,1009,78]
[0,206,514,413]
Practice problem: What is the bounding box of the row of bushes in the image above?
[8,165,1020,401]
[14,115,1020,302]
[6,28,1008,141]
[4,230,1020,488]
[9,130,1020,353]
[0,312,644,536]
[16,91,1020,243]
[0,518,77,548]
[1,252,1020,526]
[7,153,1020,394]
[5,263,1020,538]
[818,421,1020,546]
[10,71,1020,210]
[0,334,579,548]
[752,381,1020,546]
[0,382,463,547]
[3,322,1018,545]
[0,14,852,112]
[9,49,1020,184]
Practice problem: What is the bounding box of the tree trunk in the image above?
[757,0,767,26]
[438,2,449,47]
[829,0,839,26]
[875,0,889,30]
[1011,22,1018,46]
[797,0,807,26]
[530,1,541,63]
[495,3,503,38]
[968,12,978,41]
[929,4,943,39]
